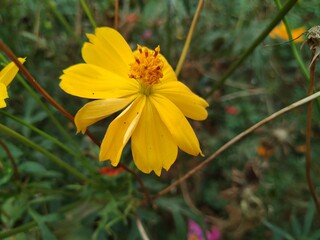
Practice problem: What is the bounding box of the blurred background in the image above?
[1,0,320,239]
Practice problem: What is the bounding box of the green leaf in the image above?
[1,195,28,227]
[28,207,57,240]
[0,159,13,186]
[172,211,187,239]
[302,202,315,236]
[310,230,320,240]
[20,161,46,174]
[19,161,61,178]
[290,214,301,237]
[262,219,295,240]
[0,142,23,159]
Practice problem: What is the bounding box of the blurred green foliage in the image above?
[1,0,320,239]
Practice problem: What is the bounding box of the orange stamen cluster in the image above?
[129,45,164,86]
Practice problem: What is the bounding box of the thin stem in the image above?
[175,0,204,77]
[0,41,151,202]
[274,0,320,116]
[305,56,320,216]
[80,0,97,29]
[0,41,100,146]
[273,0,309,80]
[114,0,119,30]
[0,140,19,180]
[0,123,89,183]
[136,217,150,240]
[207,0,298,97]
[261,219,295,240]
[0,201,82,238]
[0,222,37,238]
[155,90,320,198]
[0,110,97,176]
[0,53,82,154]
[45,0,77,39]
[119,163,152,206]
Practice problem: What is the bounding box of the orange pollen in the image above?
[129,45,164,86]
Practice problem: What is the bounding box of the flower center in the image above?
[129,45,164,90]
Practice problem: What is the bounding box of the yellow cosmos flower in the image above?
[269,21,306,43]
[0,58,26,108]
[60,27,208,176]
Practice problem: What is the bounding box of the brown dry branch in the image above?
[0,140,20,181]
[156,90,320,198]
[304,26,320,216]
[0,40,152,206]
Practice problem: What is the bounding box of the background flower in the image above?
[269,21,305,42]
[188,219,221,240]
[0,58,25,108]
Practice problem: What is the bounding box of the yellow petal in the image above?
[154,81,208,120]
[74,96,136,133]
[83,27,134,77]
[291,27,306,42]
[160,54,178,83]
[0,83,8,108]
[100,95,146,166]
[0,58,26,86]
[60,63,139,99]
[151,94,203,156]
[131,98,178,176]
[269,22,305,43]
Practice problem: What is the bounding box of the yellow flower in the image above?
[0,58,25,108]
[60,27,208,176]
[269,21,305,43]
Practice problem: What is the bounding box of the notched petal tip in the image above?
[135,165,162,176]
[76,128,86,135]
[99,151,121,168]
[154,169,162,176]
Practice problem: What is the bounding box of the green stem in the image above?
[0,222,37,238]
[273,0,309,80]
[80,0,97,29]
[0,201,82,238]
[273,0,320,114]
[175,0,204,77]
[0,42,148,197]
[45,0,76,38]
[0,124,89,183]
[0,110,97,176]
[0,140,20,180]
[0,43,101,147]
[207,0,298,97]
[0,54,81,153]
[27,187,80,197]
[261,219,295,240]
[0,110,75,158]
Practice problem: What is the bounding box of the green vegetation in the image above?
[1,0,320,239]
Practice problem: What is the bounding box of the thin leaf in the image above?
[290,214,302,237]
[262,219,295,240]
[28,207,57,240]
[302,202,315,236]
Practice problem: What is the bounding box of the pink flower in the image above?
[142,30,153,41]
[187,219,221,240]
